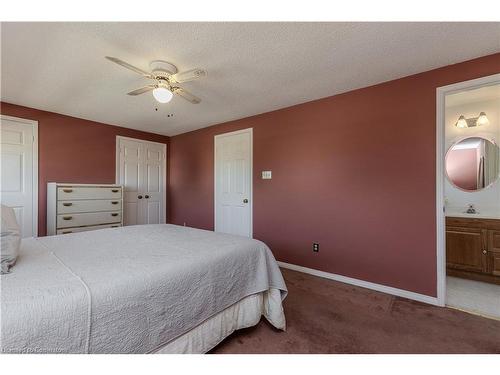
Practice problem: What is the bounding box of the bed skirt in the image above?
[152,288,285,354]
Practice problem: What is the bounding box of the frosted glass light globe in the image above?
[153,87,173,103]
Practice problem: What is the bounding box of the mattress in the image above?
[0,224,287,353]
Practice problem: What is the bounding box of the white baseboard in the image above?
[277,261,440,306]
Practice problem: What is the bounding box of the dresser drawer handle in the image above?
[63,189,73,193]
[111,225,120,228]
[62,230,72,234]
[111,213,119,217]
[111,189,119,193]
[63,216,73,220]
[62,202,73,207]
[111,201,119,205]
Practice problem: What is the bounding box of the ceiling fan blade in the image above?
[170,68,207,83]
[105,56,152,78]
[173,87,201,104]
[127,85,155,96]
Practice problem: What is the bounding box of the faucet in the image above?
[466,204,477,214]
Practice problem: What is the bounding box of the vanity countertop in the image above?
[445,211,500,220]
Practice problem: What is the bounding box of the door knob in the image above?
[243,199,249,203]
[145,195,150,199]
[138,195,143,199]
[482,250,487,254]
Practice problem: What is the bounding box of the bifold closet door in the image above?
[117,137,165,226]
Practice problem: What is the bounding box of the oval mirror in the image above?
[445,136,500,192]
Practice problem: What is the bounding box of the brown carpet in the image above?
[211,268,500,353]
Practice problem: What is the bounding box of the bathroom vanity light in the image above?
[476,112,490,126]
[455,115,468,128]
[455,112,489,128]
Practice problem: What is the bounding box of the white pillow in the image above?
[1,205,21,274]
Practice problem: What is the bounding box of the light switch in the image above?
[262,171,272,179]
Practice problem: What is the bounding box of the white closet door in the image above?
[117,137,165,226]
[118,138,144,226]
[143,142,164,224]
[0,116,38,238]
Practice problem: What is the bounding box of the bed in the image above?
[0,224,287,354]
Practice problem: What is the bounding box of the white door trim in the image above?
[435,73,500,307]
[0,114,38,237]
[214,128,253,237]
[115,135,167,223]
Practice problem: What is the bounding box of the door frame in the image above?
[0,115,39,237]
[435,73,500,306]
[214,128,253,237]
[115,135,167,223]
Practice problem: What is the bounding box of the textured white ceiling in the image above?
[1,22,499,136]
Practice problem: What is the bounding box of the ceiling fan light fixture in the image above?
[105,56,205,104]
[152,86,173,103]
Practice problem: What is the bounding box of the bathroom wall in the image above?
[447,148,479,191]
[445,93,500,214]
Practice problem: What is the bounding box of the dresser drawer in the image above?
[57,199,122,214]
[57,223,122,235]
[57,186,122,201]
[57,211,122,228]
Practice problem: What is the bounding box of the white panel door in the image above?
[143,142,164,224]
[117,137,165,225]
[118,138,143,226]
[215,129,252,237]
[0,116,38,237]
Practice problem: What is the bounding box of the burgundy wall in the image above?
[168,53,500,297]
[0,103,169,236]
[447,148,478,190]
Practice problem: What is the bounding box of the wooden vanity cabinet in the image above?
[446,217,500,285]
[488,230,500,276]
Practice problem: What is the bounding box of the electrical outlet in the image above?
[313,243,319,252]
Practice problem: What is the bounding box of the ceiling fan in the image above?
[105,57,207,104]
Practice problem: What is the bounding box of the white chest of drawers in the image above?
[47,183,123,235]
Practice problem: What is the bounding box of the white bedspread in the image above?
[0,224,287,353]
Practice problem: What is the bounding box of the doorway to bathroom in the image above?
[437,74,500,320]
